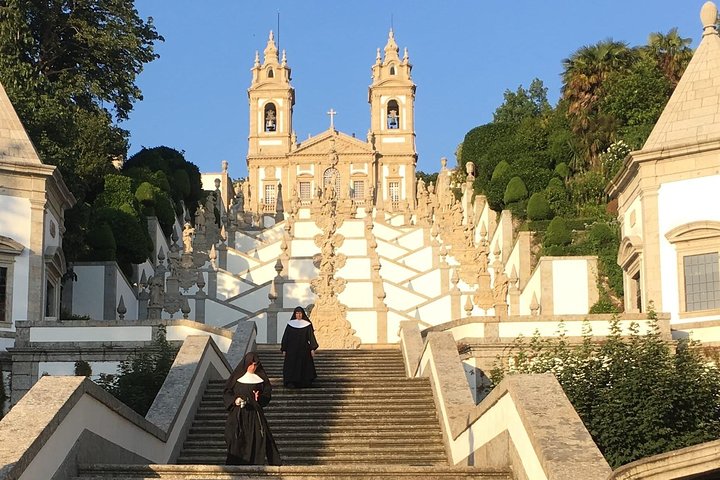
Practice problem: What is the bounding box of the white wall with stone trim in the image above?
[115,270,138,320]
[658,175,720,320]
[378,259,419,284]
[336,239,367,257]
[215,271,253,300]
[412,295,452,324]
[287,259,317,280]
[290,239,318,256]
[400,246,433,271]
[225,250,261,274]
[0,195,31,322]
[234,262,276,285]
[623,195,644,238]
[552,259,593,315]
[519,264,542,315]
[229,284,271,312]
[71,265,105,319]
[43,209,60,248]
[337,281,374,309]
[405,269,442,298]
[337,258,371,280]
[375,240,409,259]
[348,310,378,343]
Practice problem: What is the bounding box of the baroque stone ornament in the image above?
[310,195,360,349]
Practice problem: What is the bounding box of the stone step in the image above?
[187,423,442,436]
[199,392,434,403]
[205,380,429,391]
[76,463,512,479]
[196,400,435,412]
[184,431,443,444]
[176,451,449,465]
[180,442,446,455]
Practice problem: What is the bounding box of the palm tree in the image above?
[561,39,637,169]
[646,28,693,87]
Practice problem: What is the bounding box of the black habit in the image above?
[223,351,281,465]
[281,307,319,388]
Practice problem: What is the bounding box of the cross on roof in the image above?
[327,108,337,130]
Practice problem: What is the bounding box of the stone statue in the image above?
[149,273,164,307]
[182,222,195,253]
[493,270,509,304]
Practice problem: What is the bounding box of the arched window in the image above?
[323,167,340,199]
[264,103,277,132]
[389,65,396,75]
[268,68,274,78]
[387,100,400,129]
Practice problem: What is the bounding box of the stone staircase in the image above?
[74,345,512,479]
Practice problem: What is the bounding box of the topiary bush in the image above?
[545,177,573,217]
[86,222,116,260]
[544,217,571,246]
[135,181,157,214]
[554,162,570,179]
[527,192,552,220]
[503,176,528,204]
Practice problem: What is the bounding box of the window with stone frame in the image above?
[388,181,400,202]
[683,252,720,312]
[264,184,276,206]
[0,267,6,323]
[352,180,365,199]
[264,103,277,132]
[666,221,720,317]
[387,100,400,129]
[299,181,311,200]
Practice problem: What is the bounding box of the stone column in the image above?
[28,198,46,321]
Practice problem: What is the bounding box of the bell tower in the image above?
[247,31,294,157]
[368,30,417,209]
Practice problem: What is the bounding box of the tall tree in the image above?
[561,40,637,169]
[493,78,551,124]
[0,0,163,202]
[646,28,693,87]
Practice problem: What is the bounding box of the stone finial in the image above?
[274,258,283,276]
[384,29,399,61]
[264,30,278,64]
[268,277,278,301]
[403,47,409,61]
[196,271,206,291]
[464,295,473,317]
[281,49,287,66]
[254,51,260,67]
[139,270,148,290]
[117,296,127,320]
[530,292,540,315]
[451,268,460,289]
[701,2,719,36]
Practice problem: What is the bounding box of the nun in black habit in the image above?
[280,306,319,388]
[223,351,281,465]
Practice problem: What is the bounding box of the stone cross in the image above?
[327,108,337,129]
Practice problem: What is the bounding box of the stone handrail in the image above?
[608,439,720,479]
[400,320,612,480]
[0,334,231,480]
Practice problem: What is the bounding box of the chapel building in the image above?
[244,30,417,217]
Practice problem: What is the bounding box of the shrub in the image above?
[491,317,720,468]
[135,182,157,213]
[97,325,178,416]
[527,192,552,220]
[491,160,511,181]
[503,176,528,204]
[544,217,571,246]
[545,177,573,217]
[74,360,92,376]
[86,222,116,260]
[554,162,570,179]
[588,223,615,248]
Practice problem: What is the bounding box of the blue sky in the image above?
[126,1,703,179]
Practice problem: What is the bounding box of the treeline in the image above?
[457,30,693,310]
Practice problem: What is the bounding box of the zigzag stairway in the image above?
[74,345,511,479]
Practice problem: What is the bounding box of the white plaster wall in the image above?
[255,242,282,263]
[291,239,318,257]
[624,195,644,238]
[378,260,417,284]
[372,223,403,242]
[375,241,409,259]
[400,246,433,271]
[251,314,268,343]
[519,266,542,315]
[236,262,276,285]
[287,259,317,280]
[0,195,30,321]
[383,283,428,311]
[337,220,364,238]
[234,233,262,252]
[216,271,253,300]
[30,326,153,343]
[166,325,231,351]
[447,322,485,341]
[226,250,259,274]
[0,337,14,351]
[204,300,243,329]
[405,270,442,298]
[338,282,374,309]
[72,266,105,319]
[552,259,591,315]
[337,258,371,280]
[337,239,367,257]
[201,173,223,191]
[658,175,720,320]
[397,227,424,251]
[507,239,522,284]
[230,284,270,312]
[281,281,315,308]
[43,209,60,248]
[152,220,170,261]
[115,271,138,320]
[258,224,285,244]
[673,325,720,342]
[348,310,378,344]
[414,295,452,325]
[294,221,322,239]
[498,319,655,339]
[38,361,119,378]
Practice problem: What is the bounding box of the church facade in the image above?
[244,30,417,219]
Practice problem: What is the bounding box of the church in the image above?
[243,30,417,221]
